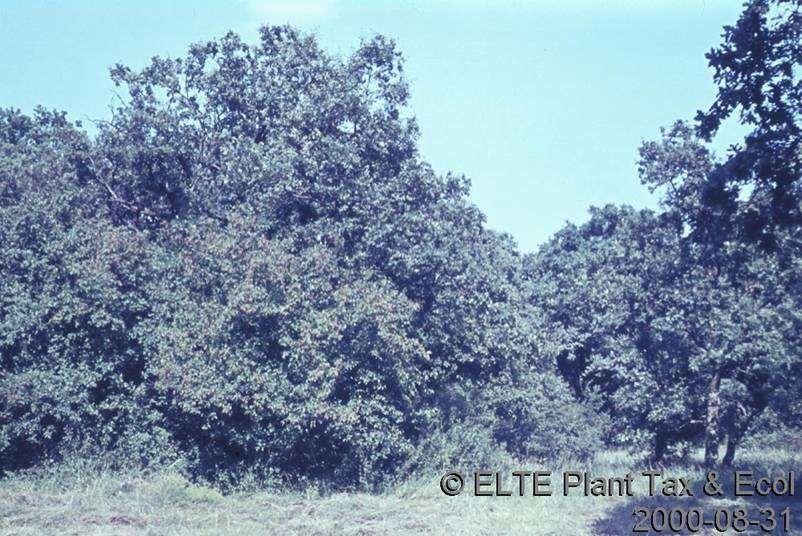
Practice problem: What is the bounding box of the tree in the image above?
[641,2,802,460]
[696,0,801,251]
[639,121,801,465]
[528,203,798,464]
[692,1,802,460]
[526,206,691,459]
[1,26,580,483]
[86,26,542,391]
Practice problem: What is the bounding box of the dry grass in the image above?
[2,447,800,535]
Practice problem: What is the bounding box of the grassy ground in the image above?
[2,448,800,535]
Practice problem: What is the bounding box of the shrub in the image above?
[138,216,431,487]
[480,370,608,462]
[403,370,606,482]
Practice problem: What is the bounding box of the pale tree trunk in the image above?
[704,369,722,467]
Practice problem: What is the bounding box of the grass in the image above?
[2,447,801,535]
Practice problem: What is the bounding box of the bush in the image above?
[402,370,606,482]
[401,417,516,480]
[138,216,432,488]
[481,371,608,462]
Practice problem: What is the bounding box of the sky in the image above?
[0,0,746,252]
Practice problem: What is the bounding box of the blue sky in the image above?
[0,1,745,251]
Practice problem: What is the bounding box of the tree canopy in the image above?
[1,27,597,486]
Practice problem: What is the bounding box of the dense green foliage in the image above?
[527,204,799,463]
[1,0,800,487]
[696,0,801,249]
[0,27,598,486]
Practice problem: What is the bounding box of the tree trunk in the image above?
[722,434,738,467]
[722,402,766,467]
[704,369,722,467]
[653,431,667,463]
